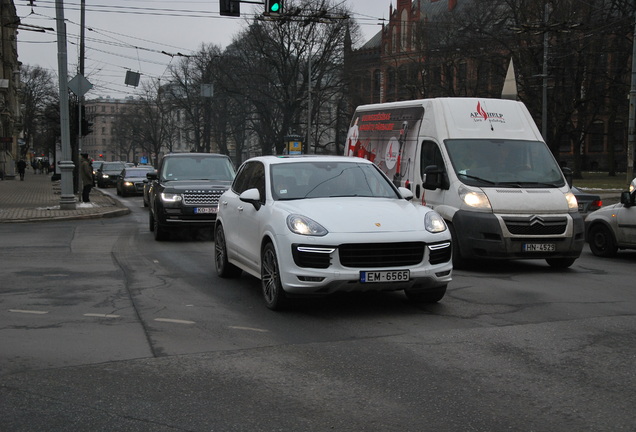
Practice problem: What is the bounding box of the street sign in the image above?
[68,74,93,96]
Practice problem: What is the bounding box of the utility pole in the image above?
[78,0,85,158]
[627,0,636,184]
[55,0,76,209]
[541,2,550,141]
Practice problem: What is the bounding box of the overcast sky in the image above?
[15,0,392,99]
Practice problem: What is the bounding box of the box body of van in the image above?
[346,98,584,268]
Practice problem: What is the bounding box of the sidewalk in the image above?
[0,170,130,223]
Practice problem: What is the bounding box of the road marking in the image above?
[154,318,195,325]
[228,326,269,333]
[84,313,120,318]
[9,309,48,315]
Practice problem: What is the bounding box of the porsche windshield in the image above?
[445,139,565,187]
[270,161,399,200]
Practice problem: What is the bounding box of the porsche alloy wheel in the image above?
[261,243,288,310]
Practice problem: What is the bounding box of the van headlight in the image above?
[287,214,328,236]
[459,185,491,210]
[425,212,447,233]
[564,191,578,211]
[161,192,182,202]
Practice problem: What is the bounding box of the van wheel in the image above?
[405,285,447,303]
[588,224,618,257]
[448,223,468,269]
[546,258,576,268]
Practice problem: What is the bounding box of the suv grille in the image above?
[339,242,425,268]
[503,216,567,235]
[183,190,224,205]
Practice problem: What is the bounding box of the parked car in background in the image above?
[116,166,155,197]
[96,161,126,188]
[215,155,453,310]
[571,186,602,217]
[148,153,235,240]
[585,188,636,257]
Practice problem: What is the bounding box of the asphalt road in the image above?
[1,192,635,432]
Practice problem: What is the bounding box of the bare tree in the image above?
[220,0,355,156]
[20,65,58,158]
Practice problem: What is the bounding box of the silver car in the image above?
[585,188,636,257]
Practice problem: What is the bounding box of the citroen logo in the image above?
[529,216,545,226]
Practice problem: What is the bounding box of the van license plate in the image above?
[194,207,217,214]
[360,270,410,283]
[523,243,555,252]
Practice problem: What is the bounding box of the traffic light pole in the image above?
[55,0,76,210]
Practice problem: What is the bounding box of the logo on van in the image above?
[471,101,505,124]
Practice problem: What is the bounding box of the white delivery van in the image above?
[346,98,584,268]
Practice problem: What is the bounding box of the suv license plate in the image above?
[523,243,555,252]
[194,207,217,214]
[360,270,410,283]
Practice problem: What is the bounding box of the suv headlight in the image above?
[287,214,328,236]
[161,192,182,202]
[425,211,447,233]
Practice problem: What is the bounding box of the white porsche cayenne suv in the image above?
[214,155,453,310]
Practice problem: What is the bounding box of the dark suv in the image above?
[147,153,236,240]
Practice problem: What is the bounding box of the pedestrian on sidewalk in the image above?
[80,153,93,203]
[17,159,27,181]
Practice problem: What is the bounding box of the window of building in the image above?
[392,27,397,53]
[458,62,467,95]
[401,10,409,51]
[558,134,571,154]
[588,121,605,153]
[613,121,625,152]
[386,68,396,101]
[373,69,382,103]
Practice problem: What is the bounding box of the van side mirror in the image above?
[422,165,448,190]
[561,167,573,188]
[620,191,634,208]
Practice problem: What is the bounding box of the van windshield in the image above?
[445,139,565,187]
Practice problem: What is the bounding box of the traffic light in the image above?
[219,0,240,17]
[81,119,94,136]
[264,0,283,16]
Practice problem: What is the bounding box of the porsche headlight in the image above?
[459,185,491,210]
[161,192,182,202]
[564,191,578,211]
[287,214,328,236]
[425,211,447,233]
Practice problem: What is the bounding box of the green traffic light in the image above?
[270,2,280,12]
